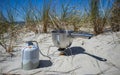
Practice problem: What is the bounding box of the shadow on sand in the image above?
[64,46,107,62]
[38,60,52,68]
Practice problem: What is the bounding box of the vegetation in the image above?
[0,0,119,52]
[42,0,51,33]
[60,1,81,31]
[0,12,16,52]
[0,11,9,52]
[0,2,18,52]
[90,0,100,35]
[90,0,110,35]
[111,0,120,32]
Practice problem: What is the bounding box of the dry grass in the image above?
[110,0,120,32]
[0,0,119,53]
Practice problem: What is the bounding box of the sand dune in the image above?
[0,31,120,75]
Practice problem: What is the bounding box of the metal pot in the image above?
[52,30,73,50]
[52,30,93,50]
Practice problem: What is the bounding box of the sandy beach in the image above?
[0,31,120,75]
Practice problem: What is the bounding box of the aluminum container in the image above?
[52,30,93,49]
[21,41,39,70]
[52,30,73,49]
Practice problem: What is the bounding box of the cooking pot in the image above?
[52,30,93,50]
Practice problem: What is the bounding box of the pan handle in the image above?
[70,33,94,39]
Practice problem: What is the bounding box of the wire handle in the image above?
[27,41,51,59]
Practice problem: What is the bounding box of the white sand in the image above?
[0,31,120,75]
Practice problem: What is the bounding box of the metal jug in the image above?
[21,41,39,70]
